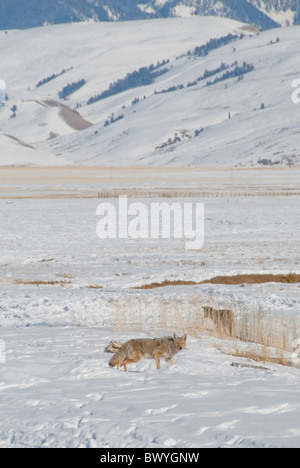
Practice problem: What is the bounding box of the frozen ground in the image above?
[0,193,300,447]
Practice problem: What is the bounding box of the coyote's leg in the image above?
[154,352,161,370]
[123,357,142,372]
[166,358,174,365]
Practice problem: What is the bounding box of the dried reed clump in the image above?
[109,293,204,337]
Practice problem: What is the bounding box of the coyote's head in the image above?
[173,333,187,350]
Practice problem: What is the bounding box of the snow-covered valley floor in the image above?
[0,189,300,448]
[2,326,300,448]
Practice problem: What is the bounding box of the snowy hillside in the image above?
[1,16,300,167]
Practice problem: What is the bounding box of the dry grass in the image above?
[110,294,204,337]
[109,293,300,368]
[230,307,300,367]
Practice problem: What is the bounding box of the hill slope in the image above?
[0,17,299,167]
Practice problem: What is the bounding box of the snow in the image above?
[155,0,170,7]
[268,8,295,27]
[0,134,64,167]
[171,4,197,17]
[0,79,5,105]
[0,194,300,448]
[251,1,296,27]
[138,4,156,15]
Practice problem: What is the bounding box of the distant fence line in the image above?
[97,190,300,198]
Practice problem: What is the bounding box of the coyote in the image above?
[109,333,187,371]
[202,306,235,337]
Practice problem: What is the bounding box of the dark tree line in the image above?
[58,79,86,100]
[87,60,169,105]
[206,62,254,85]
[36,67,73,87]
[188,33,243,58]
[153,60,253,95]
[104,113,124,126]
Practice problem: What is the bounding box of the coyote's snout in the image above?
[109,333,187,371]
[202,306,235,337]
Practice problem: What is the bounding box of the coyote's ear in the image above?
[173,332,178,339]
[183,334,187,340]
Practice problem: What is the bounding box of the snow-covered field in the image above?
[2,326,300,449]
[1,193,300,448]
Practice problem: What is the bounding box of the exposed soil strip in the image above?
[4,134,36,150]
[133,273,300,289]
[42,99,93,130]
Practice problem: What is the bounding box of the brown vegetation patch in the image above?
[201,273,300,285]
[133,280,199,289]
[132,273,300,289]
[14,279,71,286]
[240,25,260,33]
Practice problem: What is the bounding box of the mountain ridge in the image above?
[0,0,295,31]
